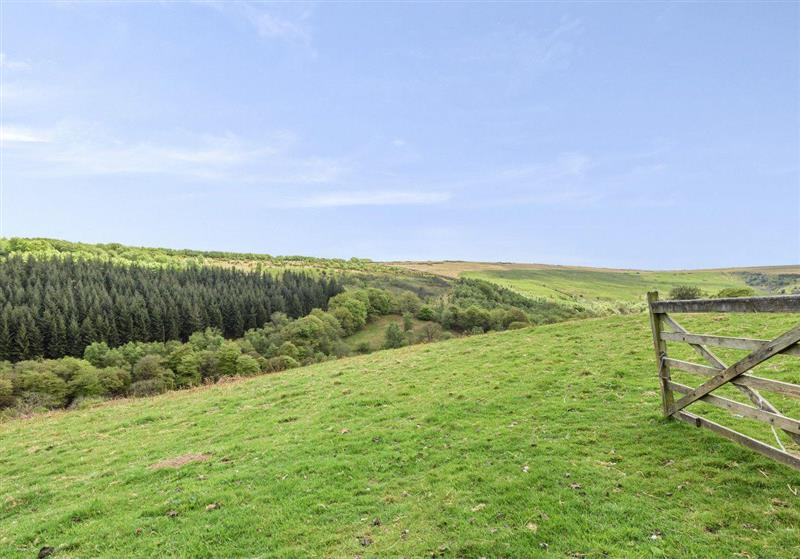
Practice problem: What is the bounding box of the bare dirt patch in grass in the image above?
[150,453,211,469]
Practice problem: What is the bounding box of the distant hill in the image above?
[390,260,800,310]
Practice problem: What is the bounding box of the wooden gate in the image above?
[647,291,800,470]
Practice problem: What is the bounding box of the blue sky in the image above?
[1,1,798,268]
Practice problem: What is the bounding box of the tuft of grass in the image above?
[1,313,799,558]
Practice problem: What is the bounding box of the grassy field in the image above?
[392,261,800,307]
[2,313,799,558]
[461,268,755,303]
[343,315,434,353]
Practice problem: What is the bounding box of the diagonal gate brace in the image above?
[661,314,800,445]
[668,324,800,416]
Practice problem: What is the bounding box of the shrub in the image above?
[278,341,299,360]
[280,312,343,358]
[355,341,371,354]
[507,321,529,330]
[332,340,351,358]
[402,312,414,332]
[236,354,261,376]
[418,322,443,343]
[329,295,368,335]
[0,376,14,408]
[489,308,508,330]
[132,355,175,390]
[416,305,436,321]
[130,378,170,397]
[462,305,491,332]
[96,367,131,395]
[270,312,290,328]
[668,285,704,300]
[716,287,756,298]
[68,367,106,399]
[196,350,220,381]
[174,351,202,388]
[384,323,406,349]
[396,292,422,314]
[50,357,95,383]
[267,355,299,372]
[83,342,112,368]
[503,308,529,327]
[366,288,394,317]
[216,342,242,377]
[13,368,68,408]
[188,328,225,352]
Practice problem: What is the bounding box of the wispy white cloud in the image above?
[500,152,592,181]
[443,146,670,209]
[0,126,52,143]
[4,122,346,184]
[0,53,30,71]
[459,16,583,74]
[293,190,451,208]
[201,2,314,52]
[3,121,456,208]
[246,10,310,45]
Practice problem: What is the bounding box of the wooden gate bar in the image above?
[660,331,800,357]
[674,410,800,470]
[665,358,800,398]
[667,380,800,434]
[660,314,728,369]
[650,294,800,314]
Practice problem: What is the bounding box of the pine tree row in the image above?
[0,256,341,362]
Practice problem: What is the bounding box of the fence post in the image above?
[647,291,673,417]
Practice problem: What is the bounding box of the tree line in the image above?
[0,256,341,362]
[0,287,417,415]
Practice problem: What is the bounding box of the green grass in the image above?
[462,268,757,304]
[2,313,800,558]
[344,315,433,352]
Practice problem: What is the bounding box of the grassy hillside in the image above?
[461,268,754,302]
[2,313,799,558]
[392,261,800,309]
[343,314,433,353]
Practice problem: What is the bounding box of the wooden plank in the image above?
[664,358,719,376]
[660,314,800,445]
[667,381,800,434]
[661,315,726,369]
[647,292,673,416]
[661,331,800,357]
[674,410,800,470]
[668,324,800,415]
[664,358,800,398]
[651,295,800,314]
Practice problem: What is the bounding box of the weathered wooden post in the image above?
[647,291,673,417]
